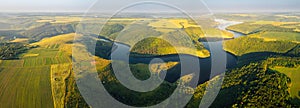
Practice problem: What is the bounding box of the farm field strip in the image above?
[0,60,24,67]
[51,63,72,108]
[0,67,54,108]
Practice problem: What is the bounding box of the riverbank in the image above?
[95,19,245,84]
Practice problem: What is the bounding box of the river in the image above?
[106,19,244,84]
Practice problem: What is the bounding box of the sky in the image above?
[0,0,299,13]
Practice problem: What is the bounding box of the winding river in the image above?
[106,19,244,84]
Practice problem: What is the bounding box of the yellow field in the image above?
[233,14,257,17]
[168,19,201,28]
[36,19,54,23]
[175,47,210,58]
[148,18,233,39]
[94,56,111,70]
[275,15,300,19]
[203,28,234,39]
[51,63,72,108]
[148,19,200,30]
[31,33,75,48]
[252,21,299,26]
[156,46,210,58]
[35,17,148,24]
[36,16,95,23]
[23,53,39,57]
[110,18,149,21]
[149,62,178,73]
[179,74,195,84]
[10,38,28,43]
[148,19,179,29]
[52,16,83,23]
[35,17,82,23]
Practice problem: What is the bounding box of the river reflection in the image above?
[107,19,245,84]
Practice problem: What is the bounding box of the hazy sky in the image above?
[0,0,299,13]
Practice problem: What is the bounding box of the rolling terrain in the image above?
[0,13,299,107]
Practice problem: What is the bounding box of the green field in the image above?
[22,48,70,66]
[226,22,263,34]
[0,47,69,108]
[223,36,298,56]
[0,33,74,108]
[251,31,300,42]
[0,65,53,108]
[271,66,300,98]
[224,20,300,57]
[226,21,299,34]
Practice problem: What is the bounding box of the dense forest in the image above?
[187,56,300,107]
[96,62,178,107]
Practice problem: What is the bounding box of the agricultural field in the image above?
[250,31,300,43]
[36,16,105,24]
[148,18,234,39]
[224,20,300,57]
[10,38,29,43]
[223,36,298,56]
[226,22,265,34]
[0,33,77,108]
[227,21,300,34]
[0,62,54,108]
[35,16,141,26]
[270,66,300,99]
[148,19,200,30]
[31,33,75,48]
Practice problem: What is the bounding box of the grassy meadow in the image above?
[251,31,300,43]
[224,19,300,56]
[271,66,300,99]
[223,36,298,56]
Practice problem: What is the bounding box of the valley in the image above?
[0,12,299,107]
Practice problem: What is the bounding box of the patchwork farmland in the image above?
[0,33,74,108]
